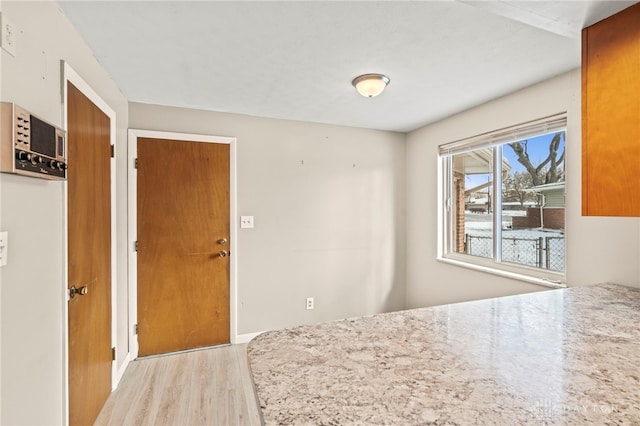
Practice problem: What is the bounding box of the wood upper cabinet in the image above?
[582,3,640,216]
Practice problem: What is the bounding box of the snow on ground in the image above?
[464,211,564,238]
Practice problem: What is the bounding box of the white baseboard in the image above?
[113,352,132,390]
[233,331,264,344]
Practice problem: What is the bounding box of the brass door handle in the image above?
[218,250,228,258]
[69,285,88,299]
[217,238,228,245]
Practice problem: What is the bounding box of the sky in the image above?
[465,131,565,191]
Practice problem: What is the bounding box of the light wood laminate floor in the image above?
[95,344,262,426]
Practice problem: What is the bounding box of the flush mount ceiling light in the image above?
[352,73,390,98]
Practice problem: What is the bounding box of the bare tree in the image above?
[507,132,565,186]
[503,171,536,206]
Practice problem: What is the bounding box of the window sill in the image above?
[437,256,566,289]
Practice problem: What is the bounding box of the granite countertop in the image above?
[247,284,640,425]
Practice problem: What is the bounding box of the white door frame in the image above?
[62,62,118,425]
[127,129,238,358]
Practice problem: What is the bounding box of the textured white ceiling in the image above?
[57,1,637,132]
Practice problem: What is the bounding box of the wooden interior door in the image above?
[137,137,230,357]
[67,82,112,425]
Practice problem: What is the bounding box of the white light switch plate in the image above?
[0,231,8,267]
[240,216,254,229]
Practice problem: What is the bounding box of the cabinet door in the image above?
[582,3,640,216]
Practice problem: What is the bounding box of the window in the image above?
[439,114,566,283]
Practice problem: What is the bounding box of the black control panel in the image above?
[14,149,67,179]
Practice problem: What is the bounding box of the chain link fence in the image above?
[545,236,564,272]
[464,234,564,272]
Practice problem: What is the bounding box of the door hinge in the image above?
[111,347,116,361]
[134,158,138,168]
[110,144,115,158]
[134,324,139,335]
[134,241,138,252]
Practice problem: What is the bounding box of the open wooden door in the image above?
[67,81,112,426]
[136,137,230,357]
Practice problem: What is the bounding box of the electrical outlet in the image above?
[240,215,254,229]
[306,297,314,310]
[1,13,17,57]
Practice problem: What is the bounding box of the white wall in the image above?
[0,1,128,425]
[406,69,640,309]
[129,103,406,335]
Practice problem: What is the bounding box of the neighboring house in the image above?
[526,181,566,208]
[512,182,565,230]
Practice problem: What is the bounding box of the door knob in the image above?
[69,285,88,299]
[217,238,228,245]
[218,250,228,258]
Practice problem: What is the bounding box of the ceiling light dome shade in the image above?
[352,73,390,98]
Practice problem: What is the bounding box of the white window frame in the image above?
[438,113,567,288]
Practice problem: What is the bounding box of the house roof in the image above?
[453,147,511,178]
[524,182,566,193]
